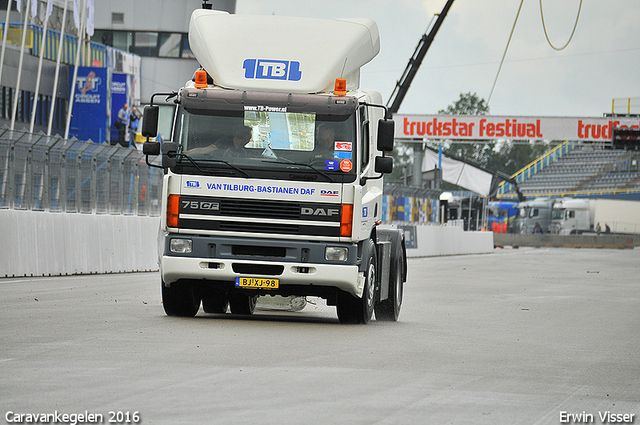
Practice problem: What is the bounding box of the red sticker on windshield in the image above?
[339,159,353,172]
[335,142,352,151]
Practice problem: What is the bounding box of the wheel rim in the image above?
[366,261,376,310]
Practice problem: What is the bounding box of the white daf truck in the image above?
[141,9,406,324]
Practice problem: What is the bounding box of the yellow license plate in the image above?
[235,277,279,289]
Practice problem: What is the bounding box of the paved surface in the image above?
[1,247,639,424]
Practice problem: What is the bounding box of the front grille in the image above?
[178,195,341,237]
[219,221,298,234]
[220,198,300,219]
[179,218,339,237]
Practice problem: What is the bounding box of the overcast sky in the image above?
[235,0,640,118]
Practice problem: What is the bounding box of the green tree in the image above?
[390,92,558,187]
[435,92,492,166]
[386,142,414,185]
[436,92,557,178]
[438,92,489,115]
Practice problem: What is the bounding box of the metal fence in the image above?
[1,127,448,221]
[0,128,162,215]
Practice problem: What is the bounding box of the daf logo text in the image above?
[301,207,340,216]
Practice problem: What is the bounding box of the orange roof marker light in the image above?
[334,78,347,95]
[195,69,209,88]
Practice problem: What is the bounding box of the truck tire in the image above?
[337,239,376,324]
[374,255,403,321]
[228,293,258,315]
[202,294,229,314]
[161,280,201,317]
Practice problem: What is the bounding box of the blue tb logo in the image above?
[243,59,302,81]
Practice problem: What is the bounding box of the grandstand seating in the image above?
[505,147,640,198]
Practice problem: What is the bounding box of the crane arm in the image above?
[386,0,455,116]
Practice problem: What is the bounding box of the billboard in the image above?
[395,114,640,142]
[111,73,128,145]
[68,67,109,143]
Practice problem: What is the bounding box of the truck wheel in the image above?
[161,280,201,317]
[374,256,403,321]
[228,293,258,315]
[337,240,376,324]
[202,294,229,314]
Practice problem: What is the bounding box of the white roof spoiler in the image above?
[188,10,380,94]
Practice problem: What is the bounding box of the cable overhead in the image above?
[488,0,582,104]
[539,0,583,51]
[487,0,524,105]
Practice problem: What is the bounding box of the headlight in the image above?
[325,246,348,262]
[170,238,193,254]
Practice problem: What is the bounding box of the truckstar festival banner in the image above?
[394,115,640,142]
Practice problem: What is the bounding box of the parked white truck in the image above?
[550,198,640,235]
[141,9,406,324]
[514,197,556,234]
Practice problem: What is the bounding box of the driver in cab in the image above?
[185,126,252,158]
[309,124,336,162]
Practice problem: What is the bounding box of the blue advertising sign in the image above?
[68,67,109,143]
[111,73,128,145]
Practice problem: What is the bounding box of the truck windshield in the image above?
[172,107,357,182]
[516,207,528,218]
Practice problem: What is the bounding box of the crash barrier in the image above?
[0,130,494,276]
[0,129,162,214]
[0,209,160,277]
[401,223,494,258]
[0,130,163,277]
[493,233,639,249]
[0,210,494,277]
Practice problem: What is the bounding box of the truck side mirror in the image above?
[377,119,394,152]
[143,141,160,156]
[142,105,159,138]
[375,156,393,174]
[161,142,177,169]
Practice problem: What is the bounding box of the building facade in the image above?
[92,0,236,104]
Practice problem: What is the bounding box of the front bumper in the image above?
[160,234,363,297]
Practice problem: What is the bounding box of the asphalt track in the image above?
[1,247,639,424]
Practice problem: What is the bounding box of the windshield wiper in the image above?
[176,153,251,178]
[174,152,205,173]
[261,158,335,182]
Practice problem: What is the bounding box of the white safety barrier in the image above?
[0,212,494,277]
[0,210,160,277]
[404,224,494,257]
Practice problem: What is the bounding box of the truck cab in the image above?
[550,198,592,235]
[141,9,406,324]
[515,198,555,234]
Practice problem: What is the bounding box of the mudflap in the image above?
[376,226,407,302]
